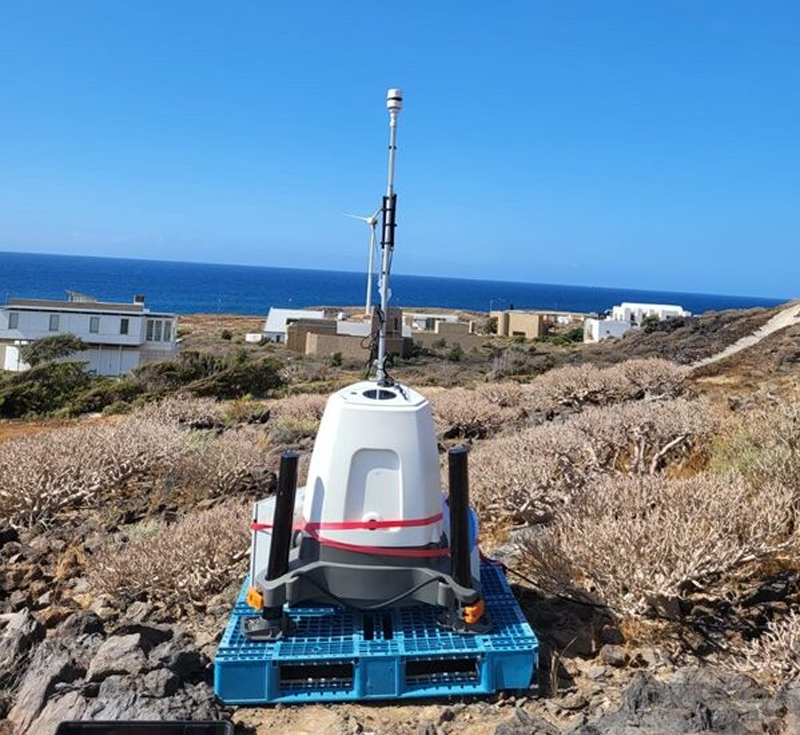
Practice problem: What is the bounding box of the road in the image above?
[691,302,800,369]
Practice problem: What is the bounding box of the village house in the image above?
[0,292,178,375]
[491,309,586,340]
[584,301,692,343]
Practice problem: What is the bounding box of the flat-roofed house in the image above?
[263,308,326,343]
[0,292,178,375]
[611,302,691,323]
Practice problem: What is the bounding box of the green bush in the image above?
[548,326,584,347]
[447,345,464,362]
[221,329,233,341]
[20,334,88,366]
[63,377,142,416]
[186,357,284,399]
[0,362,92,418]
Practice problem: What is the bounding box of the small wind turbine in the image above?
[343,207,382,315]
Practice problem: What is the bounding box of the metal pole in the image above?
[365,224,376,315]
[263,450,299,619]
[447,445,473,590]
[376,89,402,385]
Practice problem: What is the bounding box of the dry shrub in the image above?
[0,408,270,529]
[712,399,800,491]
[180,427,272,496]
[732,611,800,690]
[519,359,687,414]
[430,387,519,439]
[617,358,689,400]
[475,381,526,408]
[270,393,328,421]
[268,394,328,444]
[469,398,716,525]
[88,501,250,614]
[521,363,631,411]
[523,474,797,620]
[135,395,227,426]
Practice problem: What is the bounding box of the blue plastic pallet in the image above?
[214,563,538,704]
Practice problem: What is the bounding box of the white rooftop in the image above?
[264,307,326,334]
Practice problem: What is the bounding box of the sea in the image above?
[0,251,784,317]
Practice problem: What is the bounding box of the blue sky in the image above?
[0,1,797,298]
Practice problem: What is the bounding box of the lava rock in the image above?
[0,609,45,688]
[598,644,627,668]
[573,667,781,735]
[495,711,559,735]
[86,633,147,682]
[7,642,83,734]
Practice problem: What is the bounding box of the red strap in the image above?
[250,512,451,558]
[251,512,443,533]
[306,528,451,558]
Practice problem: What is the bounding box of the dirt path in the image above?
[691,301,800,369]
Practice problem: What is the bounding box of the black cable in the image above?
[299,572,439,612]
[484,554,612,611]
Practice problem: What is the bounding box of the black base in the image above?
[436,608,493,635]
[241,613,295,641]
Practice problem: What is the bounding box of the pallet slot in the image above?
[279,662,354,690]
[406,657,480,683]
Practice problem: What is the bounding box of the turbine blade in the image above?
[343,213,369,222]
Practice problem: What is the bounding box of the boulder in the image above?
[7,644,82,734]
[85,634,147,682]
[573,668,783,735]
[0,610,44,687]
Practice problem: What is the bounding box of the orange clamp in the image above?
[463,598,485,625]
[246,586,264,611]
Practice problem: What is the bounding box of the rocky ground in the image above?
[3,520,800,735]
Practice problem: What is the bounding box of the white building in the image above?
[0,293,178,375]
[404,312,459,331]
[610,302,691,323]
[583,318,632,343]
[263,308,326,343]
[584,301,691,343]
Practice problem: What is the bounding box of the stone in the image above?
[570,667,777,735]
[0,609,45,687]
[495,712,559,735]
[560,693,587,711]
[29,691,88,735]
[121,601,154,624]
[597,624,624,646]
[630,646,668,668]
[437,708,456,724]
[35,606,73,629]
[143,667,180,698]
[86,633,147,682]
[8,643,81,734]
[56,611,104,638]
[0,527,19,546]
[9,589,32,611]
[598,644,627,668]
[585,666,609,681]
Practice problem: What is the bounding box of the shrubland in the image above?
[88,501,250,615]
[0,397,271,529]
[3,320,800,695]
[522,474,797,619]
[469,397,716,524]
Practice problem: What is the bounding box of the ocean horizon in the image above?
[0,250,785,317]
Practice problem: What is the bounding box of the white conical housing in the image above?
[301,381,443,549]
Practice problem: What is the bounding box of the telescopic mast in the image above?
[375,88,403,385]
